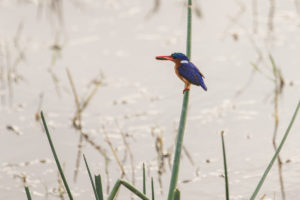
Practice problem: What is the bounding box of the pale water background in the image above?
[0,0,300,199]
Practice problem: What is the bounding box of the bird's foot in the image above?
[183,88,190,94]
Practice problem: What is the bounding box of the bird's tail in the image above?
[199,79,207,91]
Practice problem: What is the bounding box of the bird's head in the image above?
[156,52,189,63]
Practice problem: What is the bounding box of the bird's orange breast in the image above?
[174,63,189,84]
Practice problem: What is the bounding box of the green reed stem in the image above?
[41,111,73,200]
[167,1,192,199]
[143,163,146,194]
[107,179,150,200]
[174,188,181,200]
[25,186,32,200]
[186,0,192,59]
[83,154,99,200]
[95,175,104,200]
[151,177,155,200]
[221,131,230,200]
[167,92,189,200]
[250,100,300,200]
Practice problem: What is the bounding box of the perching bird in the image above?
[156,52,207,93]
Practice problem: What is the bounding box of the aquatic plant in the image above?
[23,0,300,199]
[25,1,195,199]
[221,131,229,200]
[250,100,300,200]
[41,112,74,200]
[167,0,192,199]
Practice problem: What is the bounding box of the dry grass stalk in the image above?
[102,125,126,177]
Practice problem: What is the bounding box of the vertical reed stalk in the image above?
[25,186,32,200]
[186,0,192,59]
[143,163,146,194]
[250,101,300,200]
[83,154,99,200]
[174,189,181,200]
[95,175,104,200]
[167,0,192,199]
[151,177,155,200]
[221,131,230,200]
[41,111,73,200]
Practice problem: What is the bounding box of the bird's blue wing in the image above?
[178,62,207,91]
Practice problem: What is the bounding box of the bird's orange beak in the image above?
[155,56,174,61]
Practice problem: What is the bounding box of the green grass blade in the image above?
[107,179,150,200]
[174,188,180,200]
[40,111,73,200]
[83,154,99,200]
[25,186,32,200]
[167,1,192,199]
[167,91,189,200]
[151,177,155,200]
[120,180,150,200]
[107,179,121,200]
[221,131,230,200]
[143,163,146,194]
[186,0,192,59]
[250,100,300,200]
[95,175,104,200]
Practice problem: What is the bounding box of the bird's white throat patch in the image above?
[180,60,189,64]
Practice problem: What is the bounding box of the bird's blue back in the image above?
[177,62,207,91]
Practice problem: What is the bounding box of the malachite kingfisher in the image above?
[156,52,207,93]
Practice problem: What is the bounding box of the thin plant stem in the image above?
[270,55,286,200]
[268,0,275,32]
[67,68,84,182]
[66,68,80,111]
[35,93,44,121]
[182,145,195,166]
[143,163,146,194]
[167,0,192,199]
[25,186,32,200]
[174,188,180,200]
[107,179,150,200]
[116,120,135,185]
[154,134,165,193]
[250,100,300,200]
[73,134,84,182]
[83,154,99,200]
[221,131,230,200]
[167,91,189,200]
[40,111,73,200]
[57,163,66,200]
[102,125,125,177]
[95,175,104,200]
[151,177,155,200]
[186,0,192,59]
[259,194,266,200]
[80,79,102,113]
